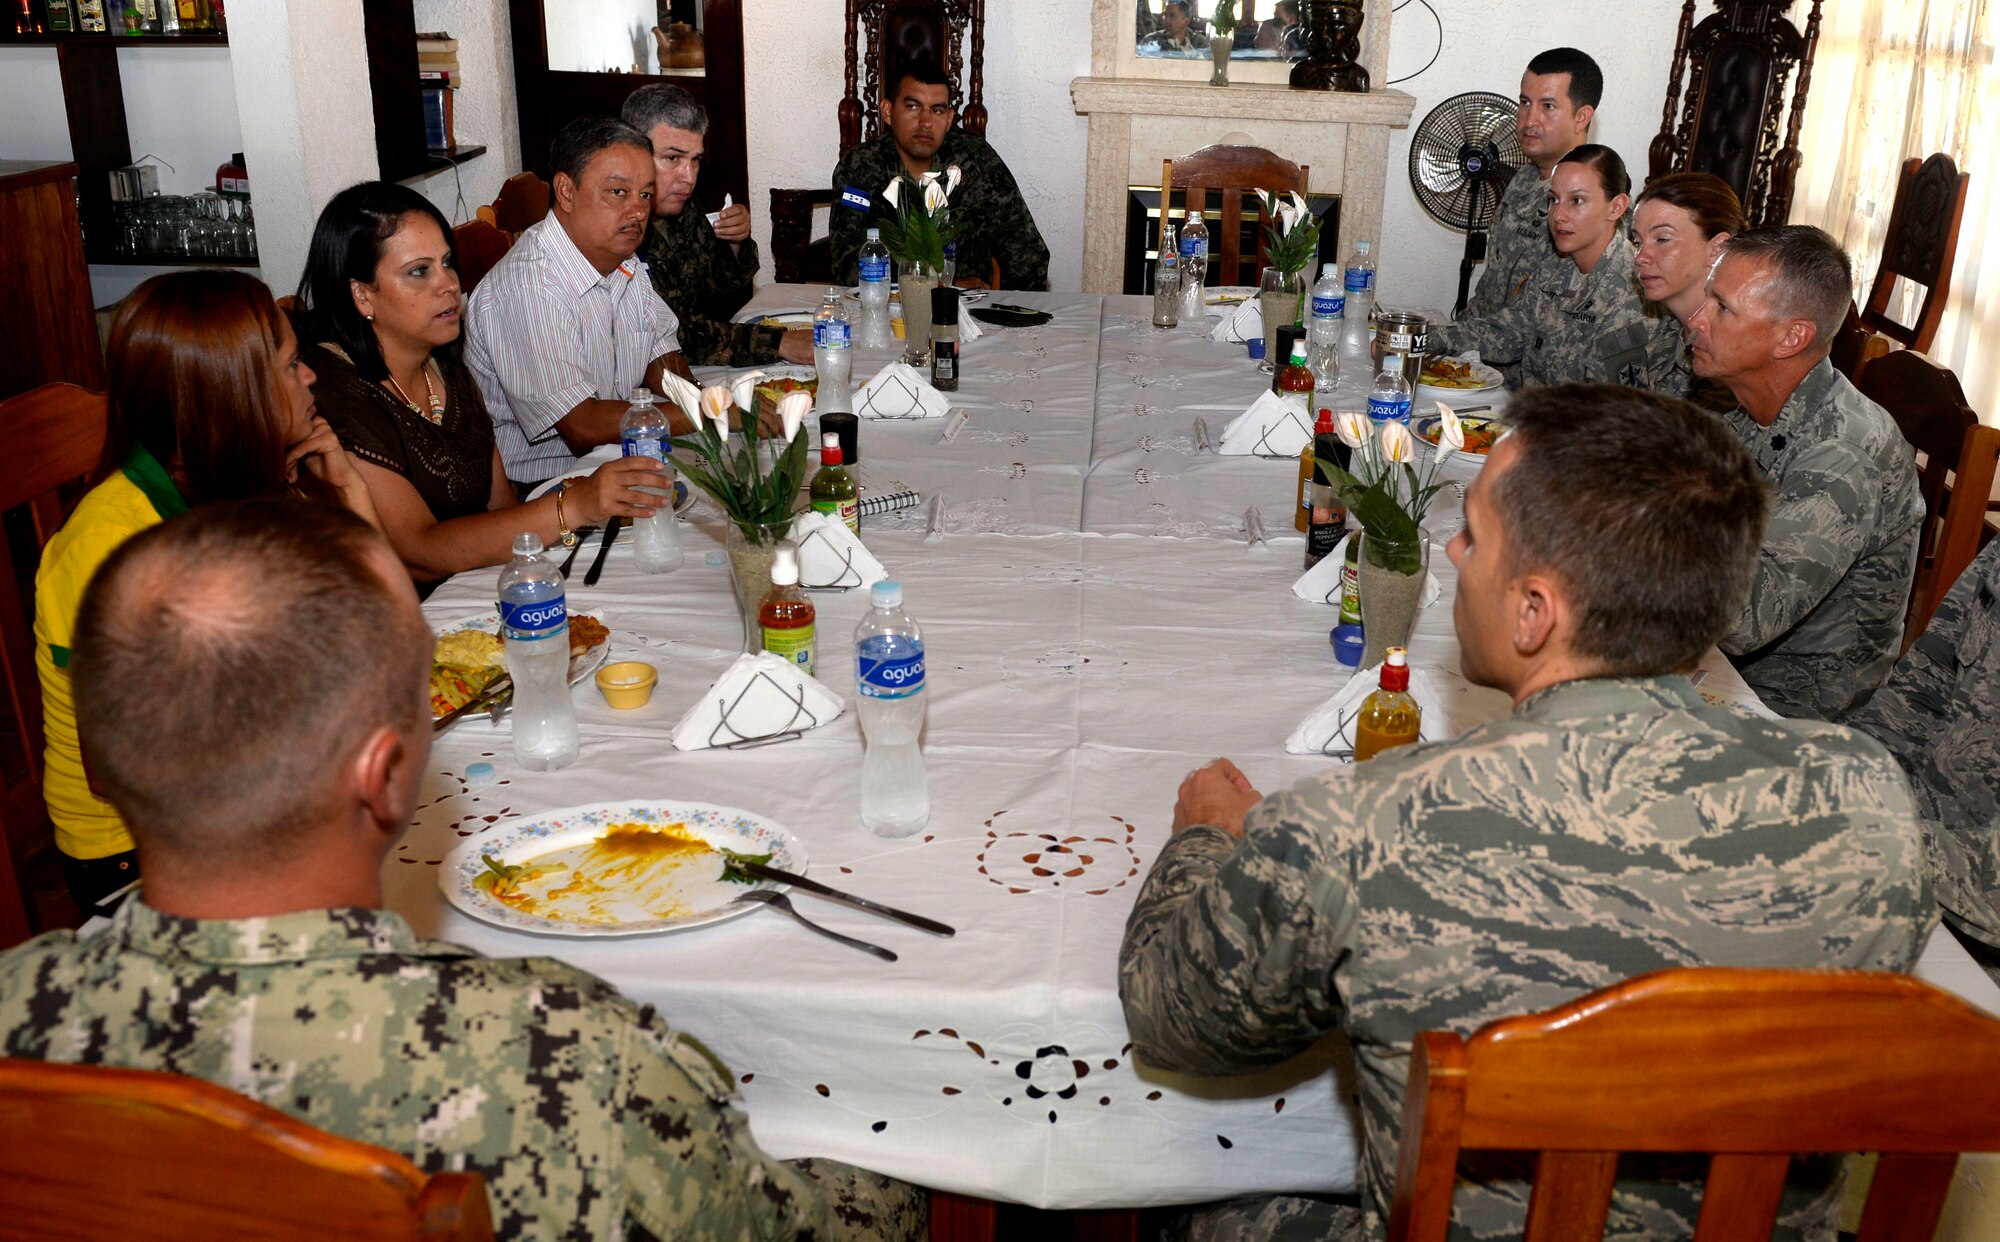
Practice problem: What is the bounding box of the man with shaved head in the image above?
[1688,225,1922,721]
[0,499,921,1240]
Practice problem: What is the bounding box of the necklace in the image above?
[385,359,446,425]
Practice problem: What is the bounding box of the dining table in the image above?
[386,285,2000,1213]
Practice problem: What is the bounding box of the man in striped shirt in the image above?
[466,117,699,487]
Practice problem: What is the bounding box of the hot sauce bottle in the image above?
[1353,646,1421,761]
[759,546,816,675]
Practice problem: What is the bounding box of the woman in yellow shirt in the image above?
[35,270,377,915]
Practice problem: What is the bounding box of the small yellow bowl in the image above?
[595,661,658,709]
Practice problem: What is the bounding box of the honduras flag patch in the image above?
[840,186,872,212]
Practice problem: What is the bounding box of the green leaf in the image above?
[720,847,773,884]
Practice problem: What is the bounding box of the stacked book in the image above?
[418,32,459,150]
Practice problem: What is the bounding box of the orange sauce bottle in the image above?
[1353,646,1421,761]
[759,545,816,676]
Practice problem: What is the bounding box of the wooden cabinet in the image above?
[0,161,103,399]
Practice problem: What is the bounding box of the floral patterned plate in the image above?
[439,799,806,937]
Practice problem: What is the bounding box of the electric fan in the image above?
[1407,92,1525,318]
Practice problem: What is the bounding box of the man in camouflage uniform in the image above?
[623,84,811,369]
[830,58,1049,290]
[1690,226,1923,721]
[1460,46,1603,379]
[1849,539,2000,980]
[1119,386,1932,1242]
[0,500,922,1242]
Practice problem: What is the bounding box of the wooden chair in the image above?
[1858,153,1971,357]
[451,218,514,295]
[1386,968,2000,1242]
[1828,299,1879,382]
[769,187,837,286]
[1649,0,1826,227]
[0,1058,492,1239]
[839,0,987,152]
[1856,350,1999,644]
[1164,145,1313,289]
[0,383,109,949]
[476,171,550,238]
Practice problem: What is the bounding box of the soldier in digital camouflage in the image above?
[1689,226,1923,722]
[623,84,813,369]
[1849,539,2000,981]
[0,500,922,1242]
[1118,385,1932,1242]
[1461,48,1601,337]
[1428,145,1656,390]
[1630,172,1744,414]
[829,58,1049,291]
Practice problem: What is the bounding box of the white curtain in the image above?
[1791,0,2000,420]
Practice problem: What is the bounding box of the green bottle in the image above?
[810,432,859,535]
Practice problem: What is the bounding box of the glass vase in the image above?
[726,517,799,654]
[1357,525,1431,669]
[1258,266,1301,369]
[1209,39,1232,85]
[901,261,941,368]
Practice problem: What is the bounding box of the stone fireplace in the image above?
[1069,1,1416,292]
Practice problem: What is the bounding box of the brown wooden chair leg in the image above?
[928,1189,999,1242]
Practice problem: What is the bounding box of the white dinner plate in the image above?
[432,612,610,723]
[845,286,988,305]
[438,799,806,937]
[1414,357,1504,403]
[1204,285,1258,305]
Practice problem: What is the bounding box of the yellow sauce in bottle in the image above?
[1353,646,1422,761]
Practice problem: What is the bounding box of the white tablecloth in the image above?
[387,285,1987,1210]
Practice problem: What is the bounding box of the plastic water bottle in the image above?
[813,289,853,414]
[619,389,682,574]
[1309,262,1345,382]
[1367,353,1413,428]
[1178,209,1209,320]
[854,580,929,837]
[497,534,579,771]
[857,228,893,347]
[1340,239,1376,359]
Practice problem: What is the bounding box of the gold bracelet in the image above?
[555,480,577,547]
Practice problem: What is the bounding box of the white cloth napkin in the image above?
[791,511,887,590]
[671,652,846,751]
[1292,533,1444,608]
[1211,299,1262,344]
[1218,391,1312,456]
[1284,663,1458,757]
[855,362,951,420]
[958,301,984,343]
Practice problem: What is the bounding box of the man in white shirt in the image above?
[465,117,699,487]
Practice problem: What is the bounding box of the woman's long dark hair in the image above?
[294,181,461,381]
[96,270,303,505]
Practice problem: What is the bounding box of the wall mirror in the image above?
[543,0,710,76]
[1133,0,1306,62]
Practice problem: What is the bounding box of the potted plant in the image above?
[876,166,963,366]
[1208,0,1238,84]
[1258,189,1320,333]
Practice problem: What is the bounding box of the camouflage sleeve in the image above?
[1720,438,1877,654]
[1846,586,1968,777]
[1119,788,1359,1077]
[1427,293,1534,368]
[642,221,781,369]
[619,1017,921,1240]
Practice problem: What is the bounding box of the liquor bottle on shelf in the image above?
[47,0,74,32]
[174,0,211,32]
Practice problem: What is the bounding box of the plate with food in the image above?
[438,799,806,937]
[1415,356,1504,400]
[1416,412,1503,457]
[430,612,611,723]
[1204,286,1258,306]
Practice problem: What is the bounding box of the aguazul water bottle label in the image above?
[1344,268,1375,294]
[857,640,925,699]
[500,595,567,640]
[1179,235,1207,259]
[1312,292,1346,318]
[621,432,666,462]
[1367,393,1413,424]
[813,318,852,349]
[859,255,891,282]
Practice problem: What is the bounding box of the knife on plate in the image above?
[740,860,956,937]
[434,674,512,732]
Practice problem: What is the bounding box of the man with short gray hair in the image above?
[622,84,811,367]
[1689,224,1922,720]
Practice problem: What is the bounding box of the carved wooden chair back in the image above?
[478,171,551,238]
[451,218,514,295]
[1387,968,2000,1242]
[840,0,987,152]
[769,188,838,286]
[1164,145,1311,289]
[1859,153,1971,354]
[1855,349,1978,642]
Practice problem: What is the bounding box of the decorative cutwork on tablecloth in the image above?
[976,810,1141,897]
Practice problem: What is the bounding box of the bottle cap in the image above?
[513,531,542,556]
[1380,646,1410,691]
[1356,239,1372,254]
[1290,338,1309,364]
[1247,337,1267,360]
[872,580,903,609]
[867,227,880,239]
[1331,625,1365,666]
[820,431,842,464]
[1322,263,1338,279]
[1314,408,1334,434]
[770,544,800,586]
[931,285,959,319]
[630,387,653,403]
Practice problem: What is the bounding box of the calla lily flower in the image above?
[775,390,813,441]
[883,178,902,208]
[923,180,948,213]
[1288,191,1309,223]
[729,371,768,415]
[1378,419,1416,465]
[918,170,939,186]
[700,384,734,430]
[944,165,963,196]
[1433,401,1464,461]
[1335,410,1372,450]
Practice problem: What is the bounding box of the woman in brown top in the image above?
[294,182,663,586]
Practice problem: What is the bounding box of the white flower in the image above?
[1288,191,1308,223]
[1378,419,1416,465]
[1433,401,1464,461]
[1335,410,1372,450]
[700,384,734,430]
[944,165,963,196]
[922,180,948,213]
[918,169,940,186]
[882,178,902,208]
[775,390,813,441]
[729,371,768,415]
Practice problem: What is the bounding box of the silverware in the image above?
[739,860,955,937]
[583,517,622,586]
[558,525,601,579]
[433,674,512,732]
[732,889,897,961]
